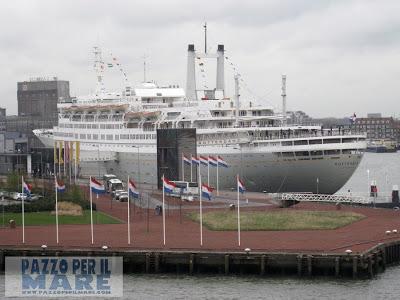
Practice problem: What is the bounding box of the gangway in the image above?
[276,193,373,204]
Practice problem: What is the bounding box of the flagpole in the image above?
[162,175,166,246]
[237,174,241,247]
[127,176,131,245]
[207,158,210,185]
[55,175,59,244]
[90,176,94,245]
[63,141,66,178]
[198,161,201,185]
[69,142,72,185]
[190,158,193,183]
[54,141,57,177]
[182,154,184,181]
[58,141,61,177]
[74,154,77,185]
[217,160,219,196]
[199,172,203,246]
[21,175,25,244]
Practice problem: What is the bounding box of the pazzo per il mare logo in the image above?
[5,256,123,297]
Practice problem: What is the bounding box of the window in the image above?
[309,139,322,145]
[294,140,308,145]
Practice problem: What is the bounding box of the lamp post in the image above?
[316,177,319,194]
[367,169,370,197]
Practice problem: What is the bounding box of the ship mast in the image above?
[234,74,240,127]
[143,54,147,82]
[281,74,287,126]
[93,46,105,95]
[204,22,207,53]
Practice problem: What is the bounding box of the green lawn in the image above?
[187,210,364,231]
[1,211,121,226]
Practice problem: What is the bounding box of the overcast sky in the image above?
[1,0,399,118]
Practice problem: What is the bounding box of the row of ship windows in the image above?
[277,149,361,157]
[58,123,124,129]
[54,132,157,140]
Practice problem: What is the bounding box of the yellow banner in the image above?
[70,141,74,162]
[54,141,58,163]
[59,141,64,164]
[76,141,80,162]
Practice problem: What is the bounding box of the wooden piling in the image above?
[373,253,379,274]
[145,253,150,273]
[189,254,194,275]
[368,256,373,278]
[297,255,302,276]
[0,250,4,271]
[155,253,160,273]
[260,255,266,275]
[224,254,230,275]
[352,256,358,279]
[334,257,340,277]
[307,255,312,276]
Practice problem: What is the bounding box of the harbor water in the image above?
[1,152,399,299]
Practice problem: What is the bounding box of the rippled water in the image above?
[2,269,400,300]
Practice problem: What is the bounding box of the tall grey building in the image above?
[12,77,70,148]
[17,77,70,120]
[0,107,6,132]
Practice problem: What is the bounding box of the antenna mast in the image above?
[93,46,105,95]
[281,74,287,126]
[204,22,207,53]
[143,54,147,82]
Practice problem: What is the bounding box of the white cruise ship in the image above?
[34,43,366,194]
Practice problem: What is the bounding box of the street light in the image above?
[367,169,370,197]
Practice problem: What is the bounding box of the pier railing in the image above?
[277,193,372,204]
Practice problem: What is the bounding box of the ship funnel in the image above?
[186,44,197,101]
[216,44,225,96]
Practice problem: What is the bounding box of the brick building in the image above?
[354,114,400,143]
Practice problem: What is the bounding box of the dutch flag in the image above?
[22,180,32,196]
[201,183,214,201]
[208,156,218,167]
[217,156,229,168]
[183,154,191,165]
[200,156,209,166]
[349,113,357,124]
[90,177,105,194]
[237,177,246,194]
[191,155,200,166]
[55,178,66,192]
[128,179,139,198]
[163,177,176,194]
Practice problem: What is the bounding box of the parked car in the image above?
[113,190,125,200]
[13,193,28,201]
[118,192,129,202]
